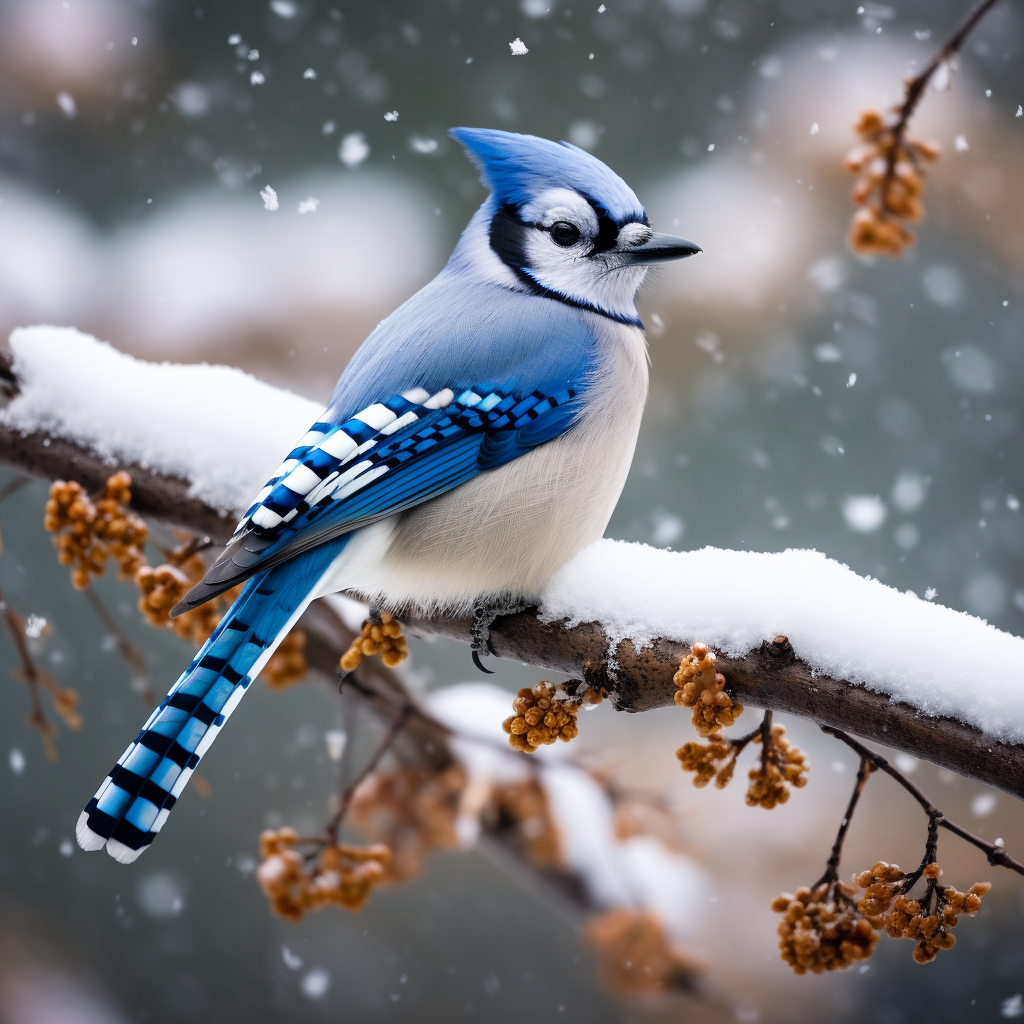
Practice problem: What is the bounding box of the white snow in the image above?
[509,37,529,55]
[541,540,1024,741]
[338,132,369,168]
[259,185,278,211]
[842,494,886,532]
[56,91,77,119]
[2,326,321,514]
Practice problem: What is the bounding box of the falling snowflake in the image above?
[270,0,297,17]
[410,135,438,154]
[303,68,317,80]
[250,70,265,85]
[384,110,399,121]
[297,196,319,215]
[810,122,820,135]
[56,91,77,119]
[339,132,369,168]
[260,186,278,211]
[509,37,529,55]
[1017,105,1023,117]
[954,134,969,152]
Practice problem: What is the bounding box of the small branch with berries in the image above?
[846,0,1002,256]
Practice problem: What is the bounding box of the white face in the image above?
[513,188,652,320]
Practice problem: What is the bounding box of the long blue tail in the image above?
[76,537,349,863]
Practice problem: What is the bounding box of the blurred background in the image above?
[1,0,1024,1020]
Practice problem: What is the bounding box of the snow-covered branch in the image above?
[2,326,1023,802]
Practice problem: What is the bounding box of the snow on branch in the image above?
[2,326,1024,799]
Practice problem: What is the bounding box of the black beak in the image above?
[618,232,702,265]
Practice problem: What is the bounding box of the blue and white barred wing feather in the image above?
[174,383,581,611]
[78,381,582,862]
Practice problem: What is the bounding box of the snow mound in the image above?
[3,325,321,513]
[541,540,1024,741]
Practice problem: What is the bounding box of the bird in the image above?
[76,127,700,863]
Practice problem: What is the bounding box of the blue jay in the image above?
[76,128,699,863]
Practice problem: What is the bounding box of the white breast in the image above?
[323,317,650,614]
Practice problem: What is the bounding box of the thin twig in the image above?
[0,475,30,506]
[881,0,1002,205]
[813,757,874,891]
[0,581,56,758]
[823,727,1024,876]
[759,709,774,773]
[326,706,411,841]
[81,585,155,703]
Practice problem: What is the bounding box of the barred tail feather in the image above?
[77,536,351,863]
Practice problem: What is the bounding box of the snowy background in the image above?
[1,0,1024,1022]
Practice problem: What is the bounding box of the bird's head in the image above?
[448,127,699,326]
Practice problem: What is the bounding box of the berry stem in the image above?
[0,581,55,758]
[81,584,154,703]
[759,709,774,773]
[881,0,1002,211]
[728,710,771,754]
[326,705,410,841]
[823,727,1024,877]
[813,756,873,892]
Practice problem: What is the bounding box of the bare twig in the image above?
[326,706,411,841]
[881,0,1002,203]
[81,585,155,703]
[0,581,56,759]
[813,757,874,891]
[823,727,1024,877]
[0,474,30,507]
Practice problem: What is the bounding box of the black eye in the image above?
[549,221,581,247]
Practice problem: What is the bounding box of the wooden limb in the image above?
[400,612,1024,803]
[3,384,1024,803]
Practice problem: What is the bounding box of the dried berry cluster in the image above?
[845,108,941,257]
[492,777,563,867]
[773,860,993,974]
[44,474,147,589]
[348,765,465,882]
[584,909,701,997]
[256,827,390,919]
[747,724,809,809]
[856,860,990,964]
[673,643,742,736]
[676,733,738,789]
[135,543,234,646]
[772,883,878,974]
[134,539,305,686]
[340,611,408,672]
[502,681,581,753]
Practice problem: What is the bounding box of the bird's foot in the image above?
[470,595,528,674]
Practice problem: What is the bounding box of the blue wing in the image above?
[173,382,582,613]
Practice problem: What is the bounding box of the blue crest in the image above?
[449,127,646,225]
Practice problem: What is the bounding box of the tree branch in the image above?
[3,365,1024,803]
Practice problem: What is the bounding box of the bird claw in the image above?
[470,595,527,673]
